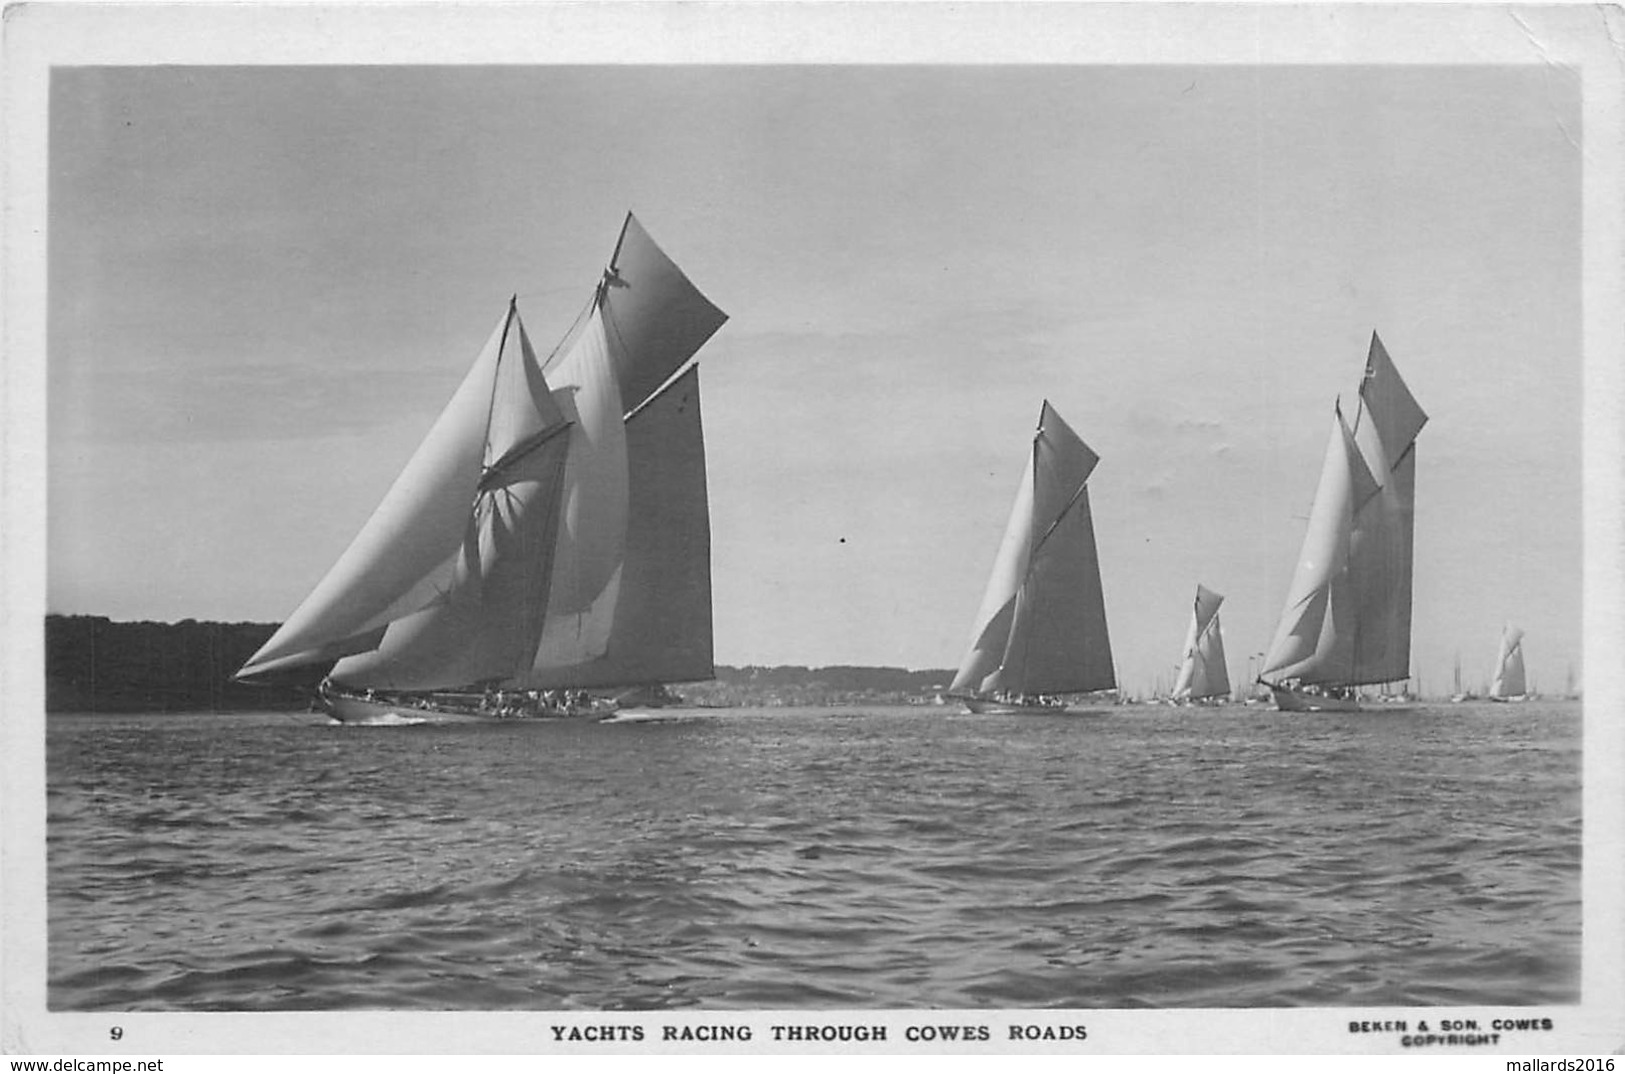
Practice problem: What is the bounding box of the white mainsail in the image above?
[533,366,714,688]
[951,402,1115,698]
[1260,333,1427,692]
[1171,584,1230,701]
[1490,624,1527,699]
[237,214,726,694]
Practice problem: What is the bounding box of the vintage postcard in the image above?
[3,1,1621,1063]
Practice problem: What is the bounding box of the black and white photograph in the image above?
[3,1,1622,1062]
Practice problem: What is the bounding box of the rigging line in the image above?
[1336,394,1379,509]
[625,361,700,423]
[478,420,574,493]
[479,299,519,470]
[1027,407,1095,564]
[540,289,601,377]
[1028,479,1091,564]
[597,275,644,407]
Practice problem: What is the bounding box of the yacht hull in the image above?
[322,692,486,724]
[320,685,616,724]
[961,697,1105,715]
[1269,686,1362,713]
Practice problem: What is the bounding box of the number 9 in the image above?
[110,1027,123,1041]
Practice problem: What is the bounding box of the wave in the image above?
[46,703,1583,1011]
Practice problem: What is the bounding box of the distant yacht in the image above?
[1257,333,1427,713]
[1488,623,1528,702]
[1170,585,1230,705]
[950,402,1115,715]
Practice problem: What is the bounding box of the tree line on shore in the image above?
[44,615,956,713]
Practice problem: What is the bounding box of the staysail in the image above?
[236,302,562,680]
[951,402,1115,698]
[1260,333,1426,690]
[1490,624,1527,699]
[1171,584,1230,701]
[237,214,727,693]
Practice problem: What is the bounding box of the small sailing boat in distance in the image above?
[1488,623,1528,702]
[235,214,728,722]
[950,402,1115,715]
[1258,333,1427,712]
[1171,584,1230,705]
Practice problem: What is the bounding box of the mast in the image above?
[478,296,520,467]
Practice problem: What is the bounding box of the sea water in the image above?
[45,701,1581,1011]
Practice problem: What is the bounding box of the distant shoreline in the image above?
[42,615,955,714]
[45,615,1580,713]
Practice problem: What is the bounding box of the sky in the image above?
[43,59,1585,697]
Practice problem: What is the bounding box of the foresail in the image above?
[237,305,542,679]
[330,426,572,689]
[519,366,713,688]
[1261,410,1378,684]
[325,309,572,689]
[1171,616,1201,699]
[528,307,631,670]
[951,452,1037,695]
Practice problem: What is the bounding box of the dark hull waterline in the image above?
[1269,686,1417,713]
[960,697,1110,716]
[321,690,615,725]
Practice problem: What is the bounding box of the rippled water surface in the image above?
[47,701,1581,1010]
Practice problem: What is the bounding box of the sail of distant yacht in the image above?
[950,402,1115,715]
[1171,584,1230,703]
[1489,623,1528,702]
